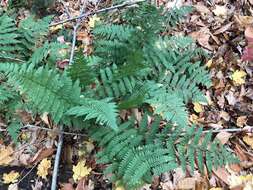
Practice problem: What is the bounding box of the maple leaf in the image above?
[72,160,92,182]
[37,158,51,179]
[0,146,14,166]
[231,70,247,85]
[3,171,20,184]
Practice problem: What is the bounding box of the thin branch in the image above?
[23,124,87,137]
[203,126,253,134]
[69,1,87,65]
[51,126,64,190]
[50,0,146,27]
[59,0,72,18]
[10,163,38,190]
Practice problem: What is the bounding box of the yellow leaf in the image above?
[49,24,63,33]
[232,70,247,85]
[88,15,100,28]
[243,135,253,149]
[72,160,91,182]
[0,146,14,166]
[193,102,203,113]
[3,171,20,184]
[209,188,223,190]
[206,59,213,68]
[37,158,51,179]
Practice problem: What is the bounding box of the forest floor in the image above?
[0,0,253,190]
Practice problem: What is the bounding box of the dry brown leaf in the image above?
[235,15,253,28]
[190,28,213,50]
[30,148,55,164]
[177,177,196,189]
[236,116,247,128]
[61,183,74,190]
[194,4,211,15]
[213,168,230,185]
[0,146,14,166]
[212,5,228,17]
[214,22,233,35]
[215,132,231,145]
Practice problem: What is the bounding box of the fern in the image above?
[0,63,81,123]
[7,121,20,144]
[90,116,239,189]
[67,98,119,130]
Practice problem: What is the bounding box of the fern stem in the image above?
[50,0,146,27]
[51,126,64,190]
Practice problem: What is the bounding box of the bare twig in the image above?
[69,1,87,65]
[59,0,72,18]
[50,0,146,27]
[203,126,253,134]
[23,124,87,137]
[51,125,63,190]
[10,163,38,190]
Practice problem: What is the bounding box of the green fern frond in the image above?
[0,63,81,123]
[146,88,188,127]
[165,6,193,27]
[67,98,119,130]
[7,121,20,144]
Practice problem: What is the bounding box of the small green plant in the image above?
[0,2,238,189]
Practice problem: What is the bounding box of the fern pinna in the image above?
[0,1,239,189]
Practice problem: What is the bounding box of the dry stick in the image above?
[23,124,87,137]
[51,126,63,190]
[10,163,38,190]
[50,0,146,27]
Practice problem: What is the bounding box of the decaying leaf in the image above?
[3,171,20,184]
[243,135,253,149]
[231,70,247,85]
[0,146,14,166]
[177,177,196,189]
[212,5,228,17]
[37,158,51,179]
[72,160,92,182]
[88,15,100,28]
[236,116,247,127]
[193,102,204,113]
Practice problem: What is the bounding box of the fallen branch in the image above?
[50,0,146,27]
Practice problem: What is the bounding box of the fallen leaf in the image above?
[8,183,18,190]
[243,135,253,149]
[177,177,196,189]
[235,15,253,28]
[213,22,232,35]
[3,171,20,184]
[193,102,204,113]
[213,5,228,17]
[232,70,247,85]
[213,167,230,185]
[242,26,253,61]
[88,15,100,28]
[72,160,92,182]
[37,158,51,179]
[0,146,14,166]
[206,59,213,68]
[190,28,213,50]
[209,188,223,190]
[215,132,231,145]
[236,116,247,127]
[30,148,55,164]
[61,183,74,190]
